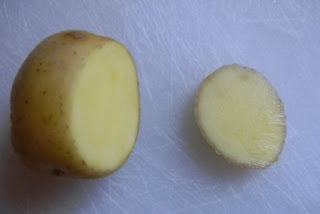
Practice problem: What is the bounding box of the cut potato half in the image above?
[195,64,286,168]
[11,31,140,178]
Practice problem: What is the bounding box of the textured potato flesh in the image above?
[71,42,139,172]
[197,66,285,167]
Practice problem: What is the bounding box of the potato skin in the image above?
[194,64,286,169]
[11,31,116,178]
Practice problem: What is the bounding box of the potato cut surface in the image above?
[196,65,286,168]
[72,41,139,172]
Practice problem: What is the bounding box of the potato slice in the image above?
[195,64,286,168]
[11,31,140,178]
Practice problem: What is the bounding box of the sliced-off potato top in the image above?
[195,64,286,168]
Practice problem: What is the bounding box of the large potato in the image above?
[11,30,140,178]
[195,64,286,168]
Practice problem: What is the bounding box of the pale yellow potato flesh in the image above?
[11,31,140,178]
[72,42,139,172]
[196,65,286,168]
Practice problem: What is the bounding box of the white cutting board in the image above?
[0,1,319,213]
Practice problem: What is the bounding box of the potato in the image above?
[11,30,140,178]
[195,64,286,168]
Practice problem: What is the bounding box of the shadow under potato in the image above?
[179,92,256,182]
[0,112,102,214]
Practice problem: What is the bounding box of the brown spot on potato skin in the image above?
[52,168,65,176]
[65,31,87,40]
[42,117,47,124]
[15,117,22,123]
